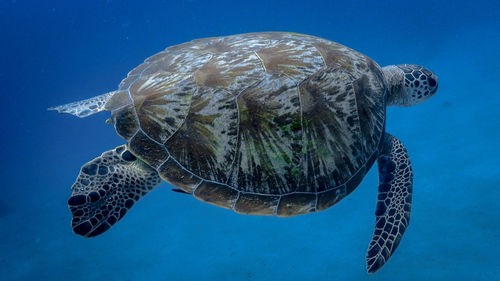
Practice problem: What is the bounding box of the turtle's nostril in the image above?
[428,77,437,87]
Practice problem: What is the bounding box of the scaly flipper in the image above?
[68,145,161,237]
[366,133,413,273]
[48,91,116,118]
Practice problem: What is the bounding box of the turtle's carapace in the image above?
[51,32,438,274]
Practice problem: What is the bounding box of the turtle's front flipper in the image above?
[48,91,116,118]
[67,145,161,237]
[366,134,413,273]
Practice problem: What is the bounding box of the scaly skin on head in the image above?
[383,64,438,107]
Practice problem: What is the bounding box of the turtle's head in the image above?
[383,64,438,107]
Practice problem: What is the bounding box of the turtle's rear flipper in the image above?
[48,91,116,118]
[67,145,161,237]
[366,134,413,273]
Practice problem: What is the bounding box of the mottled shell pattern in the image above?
[105,32,387,216]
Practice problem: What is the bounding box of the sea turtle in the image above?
[50,32,438,273]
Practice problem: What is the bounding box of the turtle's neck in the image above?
[382,65,406,107]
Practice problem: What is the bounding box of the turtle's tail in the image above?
[48,91,117,118]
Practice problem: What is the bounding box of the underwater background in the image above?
[1,0,499,280]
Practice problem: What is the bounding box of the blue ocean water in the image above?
[1,0,499,280]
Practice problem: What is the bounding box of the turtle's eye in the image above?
[428,77,437,88]
[426,72,439,95]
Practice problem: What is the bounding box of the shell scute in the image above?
[194,181,238,209]
[234,193,280,215]
[227,74,302,195]
[165,88,238,183]
[105,91,130,111]
[352,64,386,155]
[128,131,168,169]
[277,193,316,217]
[317,187,346,211]
[298,67,364,191]
[255,37,324,81]
[143,52,212,76]
[113,104,138,140]
[193,51,265,95]
[158,158,202,193]
[129,72,195,143]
